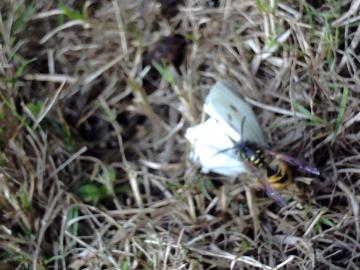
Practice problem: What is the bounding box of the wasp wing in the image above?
[263,181,287,207]
[272,152,320,176]
[246,161,287,207]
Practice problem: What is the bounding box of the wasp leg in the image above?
[245,161,287,207]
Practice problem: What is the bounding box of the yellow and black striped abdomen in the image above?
[266,160,293,190]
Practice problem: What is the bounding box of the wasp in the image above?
[196,82,320,206]
[234,140,320,206]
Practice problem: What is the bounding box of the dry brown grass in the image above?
[1,0,360,269]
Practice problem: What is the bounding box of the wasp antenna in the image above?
[213,146,236,156]
[240,116,246,142]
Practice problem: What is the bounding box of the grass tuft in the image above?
[0,0,359,268]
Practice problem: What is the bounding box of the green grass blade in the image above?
[152,61,174,84]
[59,2,86,20]
[293,101,325,125]
[333,87,349,142]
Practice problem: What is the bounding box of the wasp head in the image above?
[236,141,266,168]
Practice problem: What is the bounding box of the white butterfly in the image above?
[186,81,320,207]
[185,81,266,177]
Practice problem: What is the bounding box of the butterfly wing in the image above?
[204,81,267,147]
[185,117,248,176]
